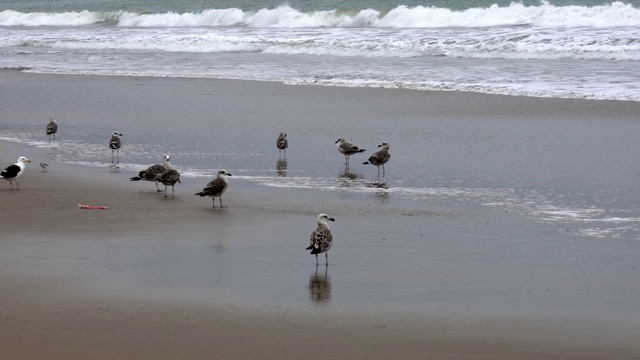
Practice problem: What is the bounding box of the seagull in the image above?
[276,132,288,156]
[109,131,123,165]
[363,142,391,177]
[1,156,32,190]
[39,162,49,172]
[46,117,58,140]
[155,167,181,198]
[306,213,335,266]
[130,155,171,192]
[194,170,232,208]
[335,137,366,166]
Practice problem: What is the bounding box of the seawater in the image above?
[1,0,640,100]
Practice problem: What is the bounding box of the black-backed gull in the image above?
[306,213,335,266]
[1,156,32,190]
[194,170,232,207]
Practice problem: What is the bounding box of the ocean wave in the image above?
[1,2,640,28]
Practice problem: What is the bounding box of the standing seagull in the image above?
[155,167,181,198]
[46,118,58,140]
[194,170,232,208]
[109,131,123,165]
[276,132,288,157]
[363,142,391,177]
[1,156,32,190]
[306,213,335,266]
[335,137,366,166]
[130,155,171,192]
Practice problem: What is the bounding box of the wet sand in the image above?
[1,72,640,359]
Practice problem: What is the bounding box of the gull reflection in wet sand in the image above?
[276,158,287,177]
[308,266,331,304]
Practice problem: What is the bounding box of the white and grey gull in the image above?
[130,155,171,192]
[194,170,232,207]
[1,156,32,190]
[335,137,365,166]
[363,142,391,177]
[109,131,123,165]
[306,213,335,266]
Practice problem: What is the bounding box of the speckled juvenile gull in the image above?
[276,132,288,156]
[363,142,391,177]
[155,167,181,198]
[335,137,365,165]
[1,156,32,190]
[46,117,58,140]
[39,162,49,172]
[109,131,123,165]
[194,170,232,208]
[306,213,335,266]
[130,155,171,192]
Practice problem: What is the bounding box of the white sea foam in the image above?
[2,2,640,28]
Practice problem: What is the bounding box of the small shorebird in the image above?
[46,117,58,140]
[335,137,366,166]
[194,170,232,207]
[130,155,171,192]
[276,132,288,156]
[306,213,335,266]
[1,156,32,190]
[109,131,123,165]
[155,167,181,198]
[39,162,49,172]
[363,142,391,177]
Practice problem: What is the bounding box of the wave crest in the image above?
[1,2,640,28]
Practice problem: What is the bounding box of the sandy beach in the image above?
[1,71,640,359]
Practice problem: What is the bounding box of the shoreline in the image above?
[2,72,640,359]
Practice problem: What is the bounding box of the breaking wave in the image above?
[1,2,639,28]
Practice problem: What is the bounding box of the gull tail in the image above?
[362,161,370,165]
[129,176,142,181]
[194,191,206,196]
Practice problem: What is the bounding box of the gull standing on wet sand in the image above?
[109,131,123,165]
[155,166,181,198]
[335,137,366,166]
[1,156,32,190]
[363,142,391,177]
[276,132,288,156]
[130,155,171,192]
[194,170,232,207]
[306,213,335,266]
[46,117,58,140]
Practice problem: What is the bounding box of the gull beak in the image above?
[26,159,32,163]
[329,217,335,222]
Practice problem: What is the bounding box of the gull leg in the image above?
[315,254,319,266]
[325,252,329,266]
[382,164,385,176]
[164,185,168,198]
[212,197,216,208]
[171,185,175,198]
